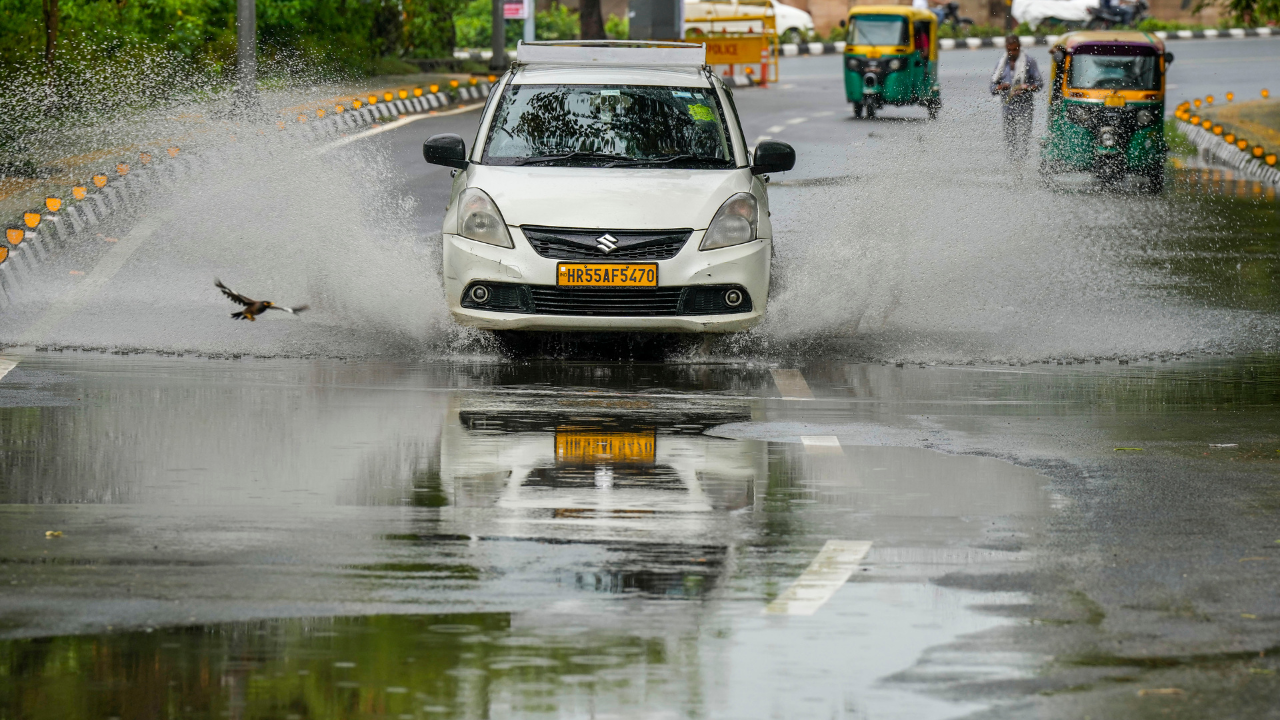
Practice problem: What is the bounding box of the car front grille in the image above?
[522,226,693,261]
[460,282,753,317]
[529,287,685,316]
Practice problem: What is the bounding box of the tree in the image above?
[404,0,465,58]
[580,0,604,39]
[42,0,58,66]
[1193,0,1280,24]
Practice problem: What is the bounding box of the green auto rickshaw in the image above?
[843,6,940,119]
[1039,31,1173,192]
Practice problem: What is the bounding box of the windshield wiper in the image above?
[610,154,732,168]
[513,151,635,166]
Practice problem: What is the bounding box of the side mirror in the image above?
[1051,48,1066,65]
[423,133,468,169]
[839,19,847,28]
[752,140,795,175]
[1164,51,1174,65]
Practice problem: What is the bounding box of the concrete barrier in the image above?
[781,27,1275,55]
[0,83,494,303]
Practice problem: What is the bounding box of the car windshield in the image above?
[847,16,908,46]
[482,84,735,168]
[1068,54,1158,90]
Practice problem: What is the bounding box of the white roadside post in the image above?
[236,0,257,108]
[524,0,535,43]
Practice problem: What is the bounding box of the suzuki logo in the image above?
[595,233,619,254]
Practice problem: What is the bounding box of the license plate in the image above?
[1104,95,1127,107]
[555,430,656,464]
[557,263,657,287]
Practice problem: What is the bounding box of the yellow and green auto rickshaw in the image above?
[1039,31,1173,192]
[843,6,940,119]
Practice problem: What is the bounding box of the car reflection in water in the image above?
[440,396,762,598]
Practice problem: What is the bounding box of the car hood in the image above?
[466,165,752,231]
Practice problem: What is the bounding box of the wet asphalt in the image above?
[2,39,1280,720]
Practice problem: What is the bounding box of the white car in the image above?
[424,41,794,334]
[684,0,816,45]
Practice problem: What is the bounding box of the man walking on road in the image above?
[990,36,1043,163]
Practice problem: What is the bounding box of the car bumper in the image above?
[443,230,770,333]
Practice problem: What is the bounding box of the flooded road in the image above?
[1,38,1278,720]
[3,353,1280,718]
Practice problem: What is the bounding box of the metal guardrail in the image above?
[1174,90,1279,187]
[0,82,494,305]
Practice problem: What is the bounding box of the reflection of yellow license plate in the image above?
[1104,95,1127,107]
[555,430,656,464]
[557,263,657,287]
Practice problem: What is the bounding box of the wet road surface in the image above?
[3,353,1280,718]
[1,41,1279,720]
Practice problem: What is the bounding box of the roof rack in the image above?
[514,40,707,68]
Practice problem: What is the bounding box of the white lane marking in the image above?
[16,215,163,347]
[766,124,786,133]
[321,103,482,152]
[752,135,773,145]
[801,435,842,453]
[765,540,873,615]
[814,110,835,117]
[0,357,18,383]
[770,368,814,400]
[785,117,808,125]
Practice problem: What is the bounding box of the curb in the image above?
[781,26,1276,55]
[0,83,494,306]
[1177,120,1280,185]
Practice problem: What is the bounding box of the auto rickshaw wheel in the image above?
[853,102,864,118]
[925,98,940,120]
[1143,167,1165,195]
[865,104,876,119]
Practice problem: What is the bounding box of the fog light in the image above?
[1099,127,1117,148]
[724,289,744,308]
[469,285,490,304]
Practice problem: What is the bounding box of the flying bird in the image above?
[215,279,308,321]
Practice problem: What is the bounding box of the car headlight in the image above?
[1099,126,1118,148]
[700,193,758,251]
[457,187,513,248]
[888,58,901,71]
[1136,108,1155,126]
[846,57,860,71]
[1067,105,1092,125]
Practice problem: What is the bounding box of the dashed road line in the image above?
[0,357,18,383]
[16,214,164,347]
[785,117,809,125]
[801,435,843,453]
[765,540,873,615]
[770,368,814,400]
[766,124,786,133]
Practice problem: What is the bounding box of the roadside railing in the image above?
[1174,89,1279,187]
[0,79,494,304]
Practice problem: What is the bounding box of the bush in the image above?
[605,13,629,40]
[373,56,422,75]
[1165,118,1199,157]
[936,23,1005,39]
[455,0,582,48]
[537,3,581,41]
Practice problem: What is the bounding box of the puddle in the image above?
[0,354,1063,717]
[0,592,1034,720]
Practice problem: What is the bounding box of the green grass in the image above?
[1165,118,1198,157]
